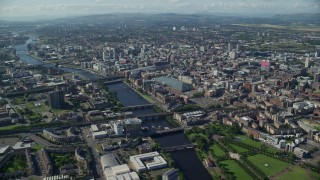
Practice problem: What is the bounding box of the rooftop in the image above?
[154,76,193,92]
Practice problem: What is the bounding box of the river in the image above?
[107,82,157,116]
[15,36,102,81]
[156,133,212,180]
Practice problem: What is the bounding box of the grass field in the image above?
[276,166,320,180]
[247,154,290,177]
[0,124,26,131]
[234,135,279,154]
[49,153,75,169]
[26,102,68,115]
[230,144,249,153]
[210,144,226,157]
[220,160,253,180]
[235,135,263,148]
[32,144,43,151]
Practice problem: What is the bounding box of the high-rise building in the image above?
[102,51,106,61]
[261,60,271,71]
[236,44,239,52]
[113,121,124,135]
[227,43,231,52]
[305,57,310,68]
[229,51,237,60]
[173,27,176,31]
[47,90,65,108]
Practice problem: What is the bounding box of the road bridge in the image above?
[162,144,194,152]
[122,104,155,111]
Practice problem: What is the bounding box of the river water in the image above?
[15,36,102,81]
[156,133,212,180]
[107,82,156,116]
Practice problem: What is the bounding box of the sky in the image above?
[0,0,319,20]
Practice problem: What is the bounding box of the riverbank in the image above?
[123,81,155,104]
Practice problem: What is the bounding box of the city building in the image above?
[154,76,193,92]
[162,168,179,180]
[123,118,142,136]
[130,151,167,172]
[47,90,65,108]
[113,120,124,135]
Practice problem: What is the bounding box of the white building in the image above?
[113,121,124,135]
[100,154,140,180]
[91,124,99,132]
[130,151,167,172]
[305,57,310,68]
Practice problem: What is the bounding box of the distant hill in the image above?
[272,13,320,24]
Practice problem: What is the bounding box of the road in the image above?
[81,127,104,180]
[21,133,59,147]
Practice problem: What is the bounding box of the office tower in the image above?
[47,90,65,108]
[173,27,176,31]
[229,51,237,60]
[227,43,231,52]
[305,57,310,68]
[236,44,239,52]
[102,51,106,61]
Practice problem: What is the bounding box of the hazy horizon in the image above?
[1,0,320,21]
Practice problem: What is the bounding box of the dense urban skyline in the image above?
[0,0,320,20]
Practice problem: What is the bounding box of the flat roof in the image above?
[101,154,119,168]
[112,164,130,175]
[91,124,99,132]
[13,142,31,150]
[146,156,167,169]
[0,145,10,154]
[93,131,108,136]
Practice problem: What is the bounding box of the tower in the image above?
[47,90,65,108]
[227,43,231,52]
[102,51,106,61]
[305,57,310,68]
